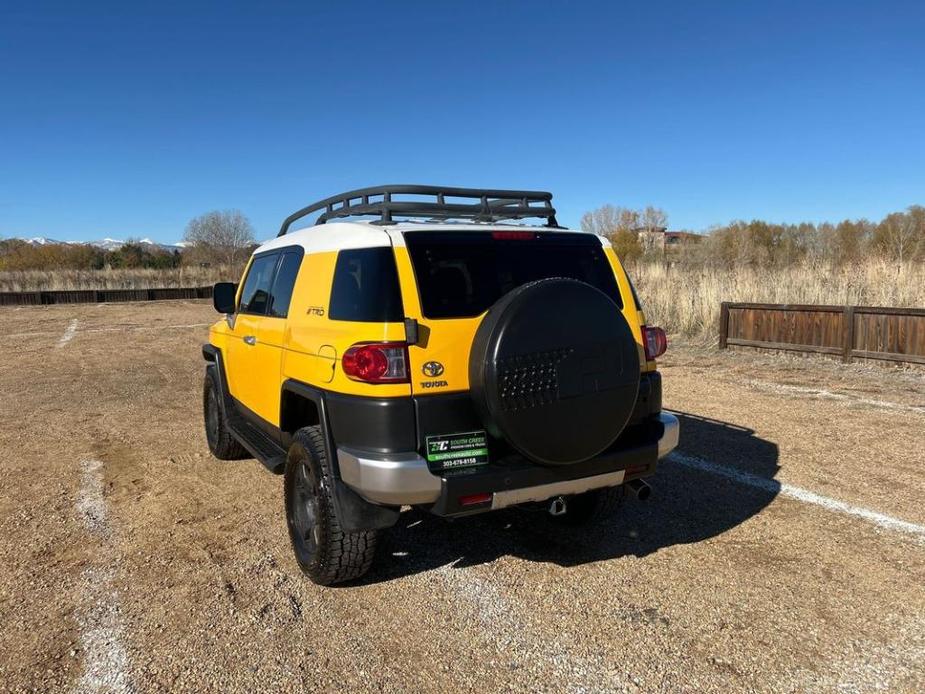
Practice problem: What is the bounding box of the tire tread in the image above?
[203,372,249,460]
[286,426,378,585]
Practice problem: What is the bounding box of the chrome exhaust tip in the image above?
[627,479,651,501]
[548,496,567,516]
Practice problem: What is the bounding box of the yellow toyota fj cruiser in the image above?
[203,185,678,585]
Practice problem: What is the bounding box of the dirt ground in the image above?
[1,300,923,693]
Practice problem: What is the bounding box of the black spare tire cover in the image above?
[469,278,640,466]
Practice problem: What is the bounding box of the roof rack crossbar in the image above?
[277,185,559,236]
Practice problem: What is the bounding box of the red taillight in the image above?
[492,230,536,240]
[459,492,492,507]
[342,342,409,383]
[643,326,668,361]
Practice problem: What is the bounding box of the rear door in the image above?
[390,229,635,396]
[255,248,304,421]
[225,252,278,421]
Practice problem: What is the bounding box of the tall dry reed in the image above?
[4,260,923,345]
[629,259,925,340]
[0,266,240,292]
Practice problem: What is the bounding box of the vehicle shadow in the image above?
[358,411,780,585]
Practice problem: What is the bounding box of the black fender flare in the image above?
[202,344,233,422]
[280,379,401,532]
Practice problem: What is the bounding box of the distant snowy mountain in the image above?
[141,239,186,252]
[87,237,126,251]
[11,236,184,252]
[22,237,68,246]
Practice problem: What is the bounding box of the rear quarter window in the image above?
[238,253,278,315]
[267,249,303,318]
[328,247,404,322]
[404,231,622,319]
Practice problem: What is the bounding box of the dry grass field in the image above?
[1,300,923,692]
[0,266,236,293]
[630,259,925,340]
[4,258,922,345]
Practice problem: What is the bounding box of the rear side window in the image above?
[405,231,622,319]
[329,247,404,322]
[238,253,278,315]
[268,250,303,318]
[627,275,643,311]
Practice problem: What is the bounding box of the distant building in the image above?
[665,231,701,246]
[634,227,702,253]
[635,226,668,252]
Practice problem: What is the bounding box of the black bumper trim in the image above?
[428,439,659,517]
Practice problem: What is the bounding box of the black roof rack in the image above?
[277,184,560,237]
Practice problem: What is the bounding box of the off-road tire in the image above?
[203,370,248,460]
[284,426,378,585]
[555,485,625,526]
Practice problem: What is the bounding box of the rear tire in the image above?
[203,371,248,460]
[554,485,625,526]
[284,426,378,585]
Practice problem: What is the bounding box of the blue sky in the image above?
[1,1,923,242]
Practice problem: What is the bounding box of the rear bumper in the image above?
[338,411,680,513]
[336,448,442,506]
[658,411,679,458]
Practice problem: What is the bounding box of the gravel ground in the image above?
[0,301,923,693]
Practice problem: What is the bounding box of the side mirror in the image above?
[213,282,237,314]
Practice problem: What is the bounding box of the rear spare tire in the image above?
[469,278,640,466]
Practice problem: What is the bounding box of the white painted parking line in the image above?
[75,566,133,694]
[747,379,925,415]
[76,460,110,537]
[57,319,78,348]
[3,323,210,340]
[75,459,133,694]
[82,322,210,334]
[668,452,925,543]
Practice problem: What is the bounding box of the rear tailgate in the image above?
[389,228,644,396]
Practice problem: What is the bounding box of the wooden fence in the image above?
[0,286,213,307]
[719,302,925,365]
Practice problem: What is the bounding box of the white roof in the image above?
[253,220,601,255]
[254,221,392,255]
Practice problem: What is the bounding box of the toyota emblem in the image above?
[422,361,445,377]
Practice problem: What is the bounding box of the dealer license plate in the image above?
[425,431,489,471]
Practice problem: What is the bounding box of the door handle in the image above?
[243,335,257,346]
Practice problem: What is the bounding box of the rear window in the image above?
[404,231,622,319]
[329,247,404,322]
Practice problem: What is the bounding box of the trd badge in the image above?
[422,361,445,377]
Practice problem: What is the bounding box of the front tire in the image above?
[203,371,248,460]
[284,426,378,585]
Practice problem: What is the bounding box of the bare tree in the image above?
[580,204,643,263]
[580,204,641,237]
[636,206,668,257]
[876,209,922,265]
[183,210,256,267]
[580,204,621,236]
[618,208,640,233]
[579,200,925,270]
[639,205,668,234]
